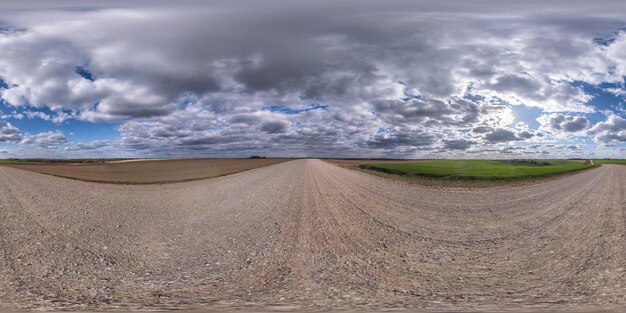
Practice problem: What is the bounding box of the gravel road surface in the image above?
[0,159,624,311]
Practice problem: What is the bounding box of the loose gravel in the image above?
[0,159,624,311]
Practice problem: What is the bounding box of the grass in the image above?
[594,159,626,165]
[0,160,32,165]
[360,159,594,180]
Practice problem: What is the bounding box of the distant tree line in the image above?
[504,159,551,166]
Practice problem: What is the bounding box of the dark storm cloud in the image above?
[0,0,625,156]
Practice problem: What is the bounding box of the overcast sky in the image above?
[1,0,625,158]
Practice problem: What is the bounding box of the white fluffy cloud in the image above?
[20,130,68,148]
[589,115,626,144]
[539,114,591,133]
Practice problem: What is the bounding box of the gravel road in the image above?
[0,159,624,311]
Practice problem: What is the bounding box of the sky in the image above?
[0,0,625,159]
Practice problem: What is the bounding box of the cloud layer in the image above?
[0,0,625,158]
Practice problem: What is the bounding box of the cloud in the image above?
[588,114,626,143]
[443,139,475,151]
[565,144,582,150]
[24,110,51,121]
[0,2,624,157]
[365,128,436,150]
[260,120,290,134]
[64,140,111,151]
[517,131,534,140]
[546,114,590,132]
[484,128,523,143]
[21,130,68,148]
[0,120,21,142]
[472,126,494,134]
[373,97,480,127]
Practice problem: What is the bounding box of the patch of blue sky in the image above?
[573,81,626,122]
[592,35,617,47]
[0,77,8,89]
[265,103,329,114]
[62,120,119,142]
[7,114,54,134]
[179,92,199,107]
[463,93,485,103]
[400,89,422,101]
[464,81,624,130]
[1,102,119,143]
[0,25,26,35]
[463,82,486,103]
[467,91,543,130]
[75,66,94,81]
[592,26,626,47]
[0,142,17,148]
[400,94,421,102]
[511,105,542,129]
[397,81,422,102]
[9,114,119,142]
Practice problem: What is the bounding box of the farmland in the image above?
[594,159,626,165]
[0,160,31,165]
[360,159,593,180]
[0,159,624,311]
[2,158,290,184]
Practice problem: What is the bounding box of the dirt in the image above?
[106,158,170,164]
[4,158,290,183]
[0,159,624,311]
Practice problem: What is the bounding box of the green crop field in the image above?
[594,159,626,165]
[360,159,594,180]
[0,160,30,165]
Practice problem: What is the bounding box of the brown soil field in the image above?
[0,160,624,311]
[106,158,169,164]
[3,158,290,184]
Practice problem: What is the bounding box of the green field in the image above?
[360,160,594,180]
[0,160,30,165]
[594,159,626,165]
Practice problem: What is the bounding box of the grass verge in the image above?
[359,160,595,180]
[0,160,33,165]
